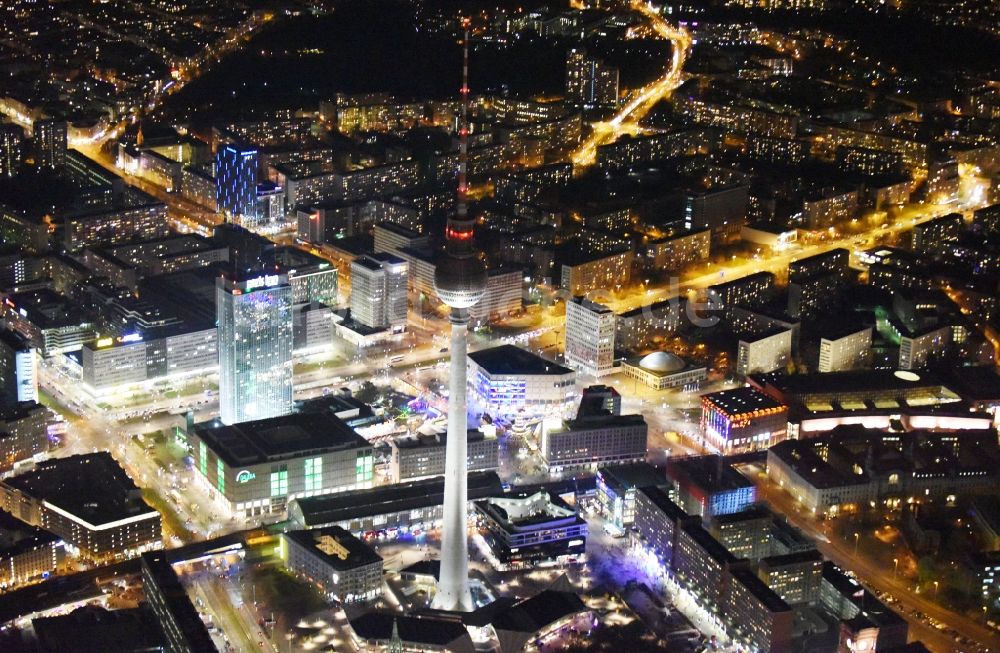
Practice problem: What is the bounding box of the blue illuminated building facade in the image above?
[216,143,259,223]
[667,455,758,519]
[467,345,576,420]
[216,273,293,425]
[700,387,788,454]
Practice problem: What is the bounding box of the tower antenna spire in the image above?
[457,16,470,221]
[430,15,486,613]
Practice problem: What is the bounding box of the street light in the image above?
[853,532,860,557]
[933,581,939,597]
[893,558,899,579]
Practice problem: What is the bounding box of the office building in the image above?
[971,496,1000,551]
[215,143,259,222]
[0,328,36,407]
[565,48,619,108]
[141,552,219,653]
[633,485,688,567]
[748,369,984,437]
[757,550,824,606]
[216,273,294,425]
[564,296,616,376]
[254,181,285,227]
[700,387,788,454]
[468,344,576,420]
[1,289,96,357]
[640,228,711,272]
[372,222,428,256]
[31,605,168,653]
[32,119,67,170]
[818,325,872,372]
[288,471,504,535]
[724,566,793,653]
[474,490,587,569]
[615,298,685,351]
[0,453,161,560]
[83,234,230,289]
[0,402,51,472]
[188,412,374,521]
[672,520,737,611]
[622,351,706,390]
[350,253,408,331]
[898,324,952,370]
[706,271,775,320]
[0,123,22,177]
[682,184,750,234]
[470,267,522,323]
[708,506,771,561]
[596,463,667,535]
[65,201,170,252]
[767,427,1000,517]
[389,428,498,482]
[788,248,850,282]
[970,550,1000,610]
[274,246,339,305]
[280,527,382,603]
[667,455,757,518]
[767,438,874,517]
[736,328,792,377]
[347,612,475,653]
[540,385,647,471]
[0,510,64,590]
[787,271,846,318]
[822,562,908,650]
[559,248,632,297]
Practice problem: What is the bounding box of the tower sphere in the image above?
[434,250,487,309]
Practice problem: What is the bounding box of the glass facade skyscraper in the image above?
[216,273,294,425]
[215,143,259,222]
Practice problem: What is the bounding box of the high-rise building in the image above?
[565,48,619,109]
[215,143,259,222]
[818,325,872,372]
[736,328,792,377]
[216,273,294,425]
[564,296,616,376]
[0,328,37,407]
[350,253,408,331]
[32,119,67,170]
[0,123,23,177]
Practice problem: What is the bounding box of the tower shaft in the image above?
[431,17,483,612]
[433,309,474,611]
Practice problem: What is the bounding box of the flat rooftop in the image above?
[768,440,866,489]
[3,452,156,528]
[193,413,369,468]
[597,463,664,492]
[667,455,755,494]
[701,387,786,418]
[760,549,824,568]
[749,369,952,398]
[469,344,573,376]
[141,552,218,653]
[475,490,583,531]
[637,485,688,522]
[710,505,771,525]
[729,566,791,613]
[292,471,503,527]
[680,521,738,566]
[283,527,381,571]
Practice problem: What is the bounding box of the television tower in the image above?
[431,17,486,613]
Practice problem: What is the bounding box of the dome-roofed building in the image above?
[622,350,706,390]
[637,351,687,374]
